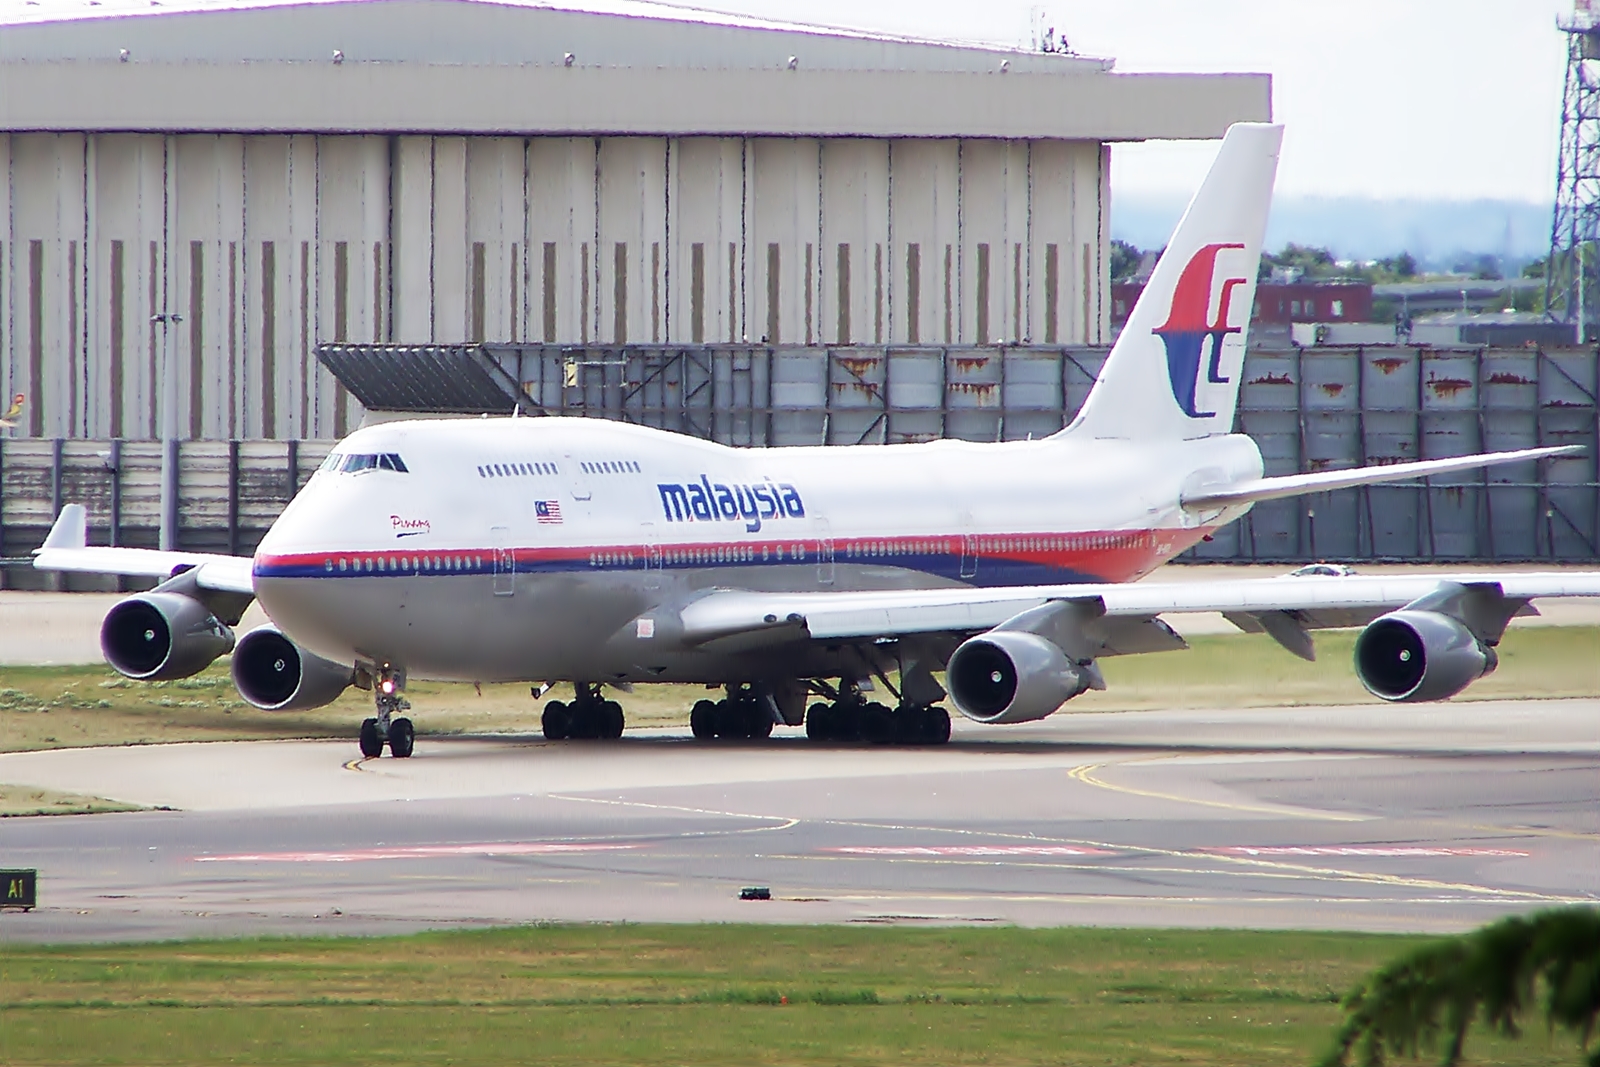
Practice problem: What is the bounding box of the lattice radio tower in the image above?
[1548,1,1600,338]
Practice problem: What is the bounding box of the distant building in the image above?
[1111,280,1373,325]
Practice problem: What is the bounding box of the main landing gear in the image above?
[689,683,776,741]
[541,683,626,741]
[805,688,951,746]
[359,668,414,758]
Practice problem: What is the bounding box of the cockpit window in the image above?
[319,452,343,473]
[338,453,408,474]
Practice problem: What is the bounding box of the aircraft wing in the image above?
[30,504,255,595]
[678,571,1600,650]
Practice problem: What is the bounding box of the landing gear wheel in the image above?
[388,717,415,758]
[690,699,717,740]
[924,706,951,745]
[601,700,625,740]
[805,702,833,742]
[542,700,571,741]
[359,718,383,758]
[861,701,895,745]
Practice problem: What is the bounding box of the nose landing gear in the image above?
[541,683,626,741]
[359,667,414,758]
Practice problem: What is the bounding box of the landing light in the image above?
[381,679,395,694]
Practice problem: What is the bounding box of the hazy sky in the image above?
[704,0,1570,203]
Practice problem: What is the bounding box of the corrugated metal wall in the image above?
[0,132,1108,442]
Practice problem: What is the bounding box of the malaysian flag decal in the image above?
[535,500,563,524]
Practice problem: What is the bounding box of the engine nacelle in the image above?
[231,626,354,711]
[100,592,235,681]
[1354,609,1497,702]
[946,631,1089,724]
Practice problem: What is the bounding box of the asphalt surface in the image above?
[1,699,1595,942]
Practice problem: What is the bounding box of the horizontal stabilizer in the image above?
[1181,445,1582,511]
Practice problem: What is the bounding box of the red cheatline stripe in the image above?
[194,842,640,863]
[1206,846,1530,858]
[824,845,1116,857]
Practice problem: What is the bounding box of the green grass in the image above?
[0,627,1595,757]
[0,924,1575,1066]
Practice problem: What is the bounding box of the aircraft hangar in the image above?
[0,0,1271,443]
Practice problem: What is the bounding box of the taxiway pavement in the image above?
[1,699,1595,942]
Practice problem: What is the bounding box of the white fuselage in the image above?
[252,417,1261,683]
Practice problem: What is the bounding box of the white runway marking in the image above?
[825,845,1116,857]
[193,842,641,863]
[1207,846,1531,858]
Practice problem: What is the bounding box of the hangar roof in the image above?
[0,0,1272,139]
[0,0,1108,72]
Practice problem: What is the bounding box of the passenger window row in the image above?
[479,460,558,478]
[580,459,641,475]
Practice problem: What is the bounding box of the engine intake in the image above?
[232,627,354,711]
[946,631,1088,724]
[1354,609,1497,702]
[100,592,234,681]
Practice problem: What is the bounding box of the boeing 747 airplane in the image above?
[34,124,1600,757]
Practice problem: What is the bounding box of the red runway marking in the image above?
[825,845,1116,857]
[1206,846,1530,858]
[194,842,640,863]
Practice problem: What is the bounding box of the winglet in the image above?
[39,504,87,551]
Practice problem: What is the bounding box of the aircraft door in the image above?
[491,525,514,597]
[959,511,978,580]
[562,453,592,501]
[640,521,663,590]
[816,518,835,586]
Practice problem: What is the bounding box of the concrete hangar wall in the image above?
[0,0,1271,442]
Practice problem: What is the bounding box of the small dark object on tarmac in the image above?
[739,886,772,901]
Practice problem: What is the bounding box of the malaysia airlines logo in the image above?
[1153,242,1248,419]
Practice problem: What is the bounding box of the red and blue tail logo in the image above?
[1153,243,1248,419]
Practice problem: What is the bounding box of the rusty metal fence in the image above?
[2,341,1596,589]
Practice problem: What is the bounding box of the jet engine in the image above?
[1353,610,1497,702]
[231,626,354,711]
[945,631,1090,724]
[100,592,235,681]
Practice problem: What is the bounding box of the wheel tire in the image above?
[832,702,861,743]
[690,699,717,740]
[389,717,415,758]
[925,706,952,745]
[359,718,384,758]
[710,699,735,739]
[569,704,599,740]
[805,702,832,741]
[750,709,774,739]
[861,702,895,745]
[602,700,625,740]
[541,700,571,741]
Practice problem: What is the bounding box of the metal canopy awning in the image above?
[316,344,534,415]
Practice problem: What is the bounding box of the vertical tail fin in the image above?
[1064,123,1282,441]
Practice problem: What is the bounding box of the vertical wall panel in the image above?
[959,139,1029,345]
[315,135,388,436]
[820,140,889,346]
[465,137,527,345]
[669,137,742,345]
[528,137,597,344]
[430,136,468,342]
[596,137,667,345]
[887,139,958,345]
[90,135,164,441]
[748,138,820,345]
[242,135,316,439]
[172,134,246,439]
[10,134,87,439]
[390,136,434,344]
[1029,140,1096,345]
